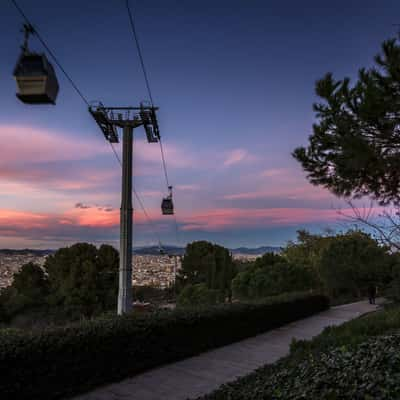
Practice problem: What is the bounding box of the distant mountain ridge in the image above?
[133,246,184,255]
[0,246,281,257]
[230,246,282,255]
[0,249,55,256]
[133,245,281,256]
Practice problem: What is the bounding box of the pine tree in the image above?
[293,38,400,205]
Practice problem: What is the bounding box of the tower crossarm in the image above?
[88,104,160,143]
[89,104,119,143]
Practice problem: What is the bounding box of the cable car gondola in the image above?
[161,186,174,215]
[13,24,59,105]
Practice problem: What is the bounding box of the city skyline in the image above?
[1,0,399,248]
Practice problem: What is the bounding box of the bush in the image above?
[133,285,174,304]
[0,294,328,399]
[199,334,400,399]
[0,263,48,322]
[177,283,220,307]
[232,253,316,301]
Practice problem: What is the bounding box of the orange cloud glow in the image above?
[0,209,50,230]
[0,206,164,234]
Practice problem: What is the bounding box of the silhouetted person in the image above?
[367,284,376,305]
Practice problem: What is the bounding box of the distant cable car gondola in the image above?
[13,24,59,105]
[161,186,174,215]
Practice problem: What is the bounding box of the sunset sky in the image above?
[0,0,398,249]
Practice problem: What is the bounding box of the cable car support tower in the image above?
[89,103,160,314]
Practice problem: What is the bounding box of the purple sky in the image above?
[0,0,398,248]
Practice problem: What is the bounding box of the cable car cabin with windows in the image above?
[161,197,174,215]
[162,186,174,215]
[13,24,59,105]
[14,53,59,104]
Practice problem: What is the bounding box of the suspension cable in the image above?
[124,0,180,249]
[124,0,172,189]
[125,0,154,106]
[11,0,163,247]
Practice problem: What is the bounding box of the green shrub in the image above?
[232,253,316,301]
[387,265,400,302]
[237,290,322,305]
[199,334,400,399]
[177,283,219,307]
[0,294,328,399]
[0,263,48,322]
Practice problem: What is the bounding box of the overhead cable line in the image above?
[125,0,154,106]
[10,0,162,247]
[125,0,181,249]
[125,0,171,189]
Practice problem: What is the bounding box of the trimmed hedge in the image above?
[0,294,328,399]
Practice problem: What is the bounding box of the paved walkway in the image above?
[74,299,382,400]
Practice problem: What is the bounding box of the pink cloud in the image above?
[134,139,194,168]
[0,205,170,246]
[0,202,386,247]
[65,208,119,227]
[0,124,195,191]
[223,149,257,167]
[0,209,50,230]
[178,207,349,231]
[0,124,108,164]
[0,163,120,192]
[2,206,344,240]
[175,184,200,191]
[138,190,164,198]
[223,191,266,200]
[261,168,288,177]
[223,185,334,201]
[0,124,124,193]
[68,206,168,228]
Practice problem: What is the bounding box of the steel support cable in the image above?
[125,0,171,189]
[158,139,171,187]
[11,0,162,247]
[125,0,180,249]
[125,0,154,105]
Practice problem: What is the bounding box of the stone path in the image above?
[73,299,382,400]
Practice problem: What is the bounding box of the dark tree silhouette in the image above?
[177,241,236,302]
[293,38,400,205]
[45,243,119,317]
[0,262,48,320]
